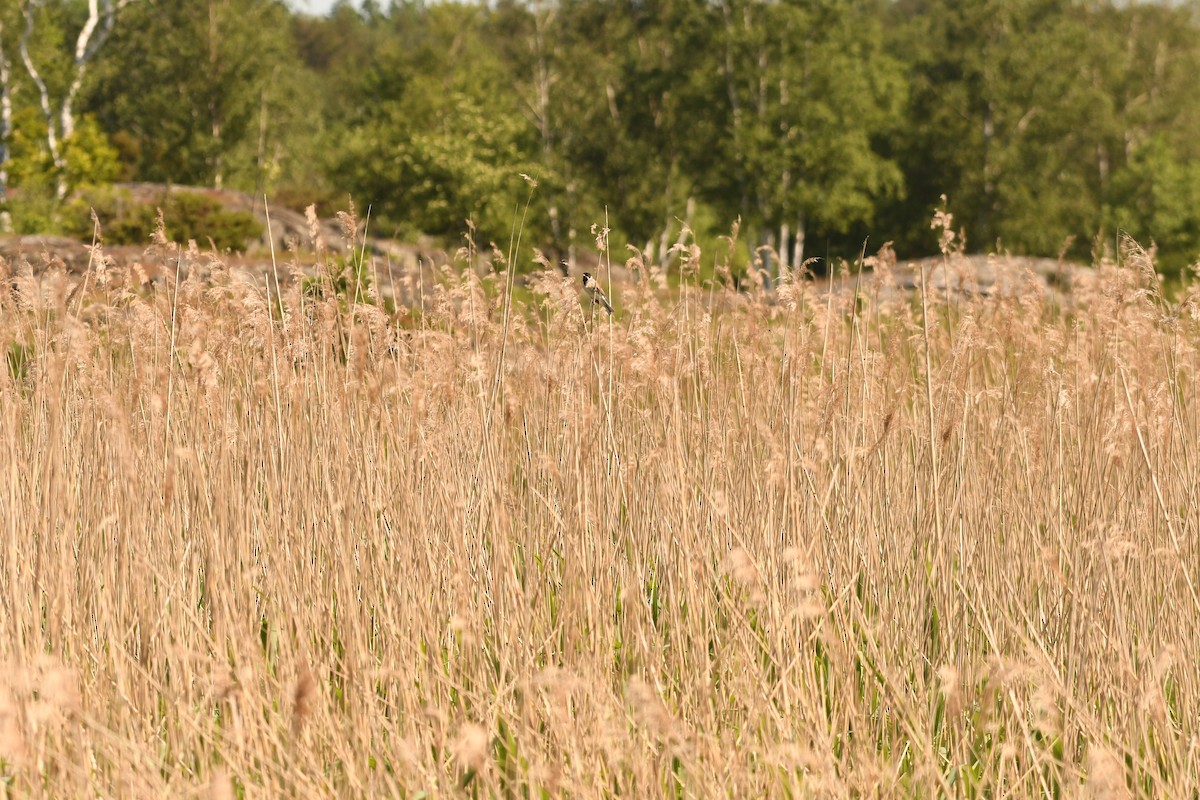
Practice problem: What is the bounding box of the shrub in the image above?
[2,186,62,235]
[65,187,263,251]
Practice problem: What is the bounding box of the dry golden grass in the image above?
[2,218,1199,798]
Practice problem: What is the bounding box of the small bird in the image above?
[582,272,613,314]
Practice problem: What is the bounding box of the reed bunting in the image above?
[581,272,613,314]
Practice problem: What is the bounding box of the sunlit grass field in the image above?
[2,214,1199,797]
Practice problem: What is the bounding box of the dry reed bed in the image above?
[1,229,1198,798]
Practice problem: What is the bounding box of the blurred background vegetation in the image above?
[2,0,1200,272]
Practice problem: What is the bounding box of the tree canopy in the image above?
[2,0,1200,271]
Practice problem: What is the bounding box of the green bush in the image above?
[2,186,62,235]
[65,187,263,251]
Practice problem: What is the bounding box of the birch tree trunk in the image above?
[18,0,135,200]
[779,222,790,274]
[208,0,224,188]
[761,229,775,288]
[566,226,576,276]
[793,217,805,271]
[979,98,994,246]
[0,20,12,201]
[19,6,63,191]
[0,24,10,233]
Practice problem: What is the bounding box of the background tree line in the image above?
[2,0,1200,272]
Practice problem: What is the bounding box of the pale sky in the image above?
[285,0,362,16]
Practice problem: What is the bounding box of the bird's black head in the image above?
[581,273,593,286]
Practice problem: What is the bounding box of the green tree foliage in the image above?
[1108,136,1200,271]
[4,0,1200,273]
[5,106,116,186]
[885,0,1200,265]
[553,0,721,255]
[325,2,540,244]
[0,1,127,201]
[717,0,904,267]
[886,0,1081,253]
[87,0,311,191]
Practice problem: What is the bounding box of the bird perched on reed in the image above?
[582,272,613,314]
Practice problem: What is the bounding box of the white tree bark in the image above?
[19,5,61,181]
[19,0,135,200]
[792,217,805,270]
[0,21,12,232]
[779,221,790,274]
[0,19,13,198]
[61,0,106,144]
[208,0,223,188]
